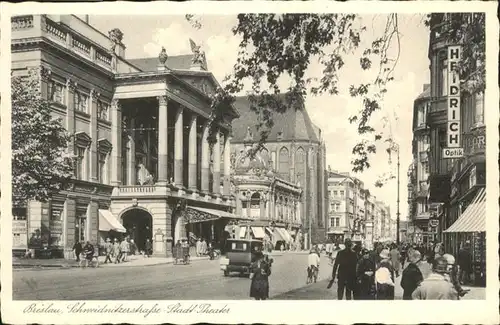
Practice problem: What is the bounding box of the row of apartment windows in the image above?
[329,217,340,228]
[47,80,110,120]
[329,190,345,197]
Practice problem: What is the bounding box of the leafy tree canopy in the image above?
[11,68,74,207]
[187,13,485,187]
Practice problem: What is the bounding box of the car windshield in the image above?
[229,241,249,252]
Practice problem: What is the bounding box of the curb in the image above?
[13,256,211,270]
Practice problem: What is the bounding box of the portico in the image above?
[108,58,239,256]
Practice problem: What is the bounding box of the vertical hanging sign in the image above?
[443,45,464,158]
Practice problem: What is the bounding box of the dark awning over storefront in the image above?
[444,188,486,233]
[186,207,247,224]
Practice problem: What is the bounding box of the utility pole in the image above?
[396,146,401,245]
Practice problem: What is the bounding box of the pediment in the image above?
[178,74,217,98]
[98,138,112,152]
[75,131,92,146]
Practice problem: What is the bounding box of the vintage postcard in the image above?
[1,1,498,324]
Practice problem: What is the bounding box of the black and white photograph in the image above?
[1,1,498,324]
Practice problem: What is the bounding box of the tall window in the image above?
[98,101,110,121]
[295,147,305,184]
[75,214,86,243]
[340,190,345,198]
[74,92,89,113]
[278,147,289,181]
[333,190,338,196]
[48,80,64,104]
[75,146,86,180]
[330,217,339,228]
[474,92,484,125]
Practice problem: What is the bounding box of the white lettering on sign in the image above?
[447,45,461,148]
[442,147,464,159]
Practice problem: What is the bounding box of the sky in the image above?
[88,14,431,221]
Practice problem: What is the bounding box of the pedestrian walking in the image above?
[196,238,201,257]
[411,257,459,300]
[93,244,100,268]
[443,253,468,298]
[389,243,401,277]
[113,238,121,263]
[129,239,138,256]
[104,238,113,264]
[375,249,395,300]
[329,238,357,300]
[355,248,376,300]
[457,241,472,285]
[145,238,152,257]
[249,246,272,300]
[400,249,424,299]
[120,238,129,262]
[201,238,208,255]
[82,241,95,268]
[73,241,83,262]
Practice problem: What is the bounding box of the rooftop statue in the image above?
[158,46,168,66]
[243,126,253,142]
[108,28,124,53]
[189,38,206,67]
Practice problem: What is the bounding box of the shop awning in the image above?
[251,227,266,238]
[444,188,486,233]
[273,228,290,243]
[99,210,126,233]
[281,228,292,242]
[186,207,245,224]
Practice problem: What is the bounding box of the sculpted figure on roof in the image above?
[189,38,207,67]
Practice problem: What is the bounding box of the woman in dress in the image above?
[249,246,273,300]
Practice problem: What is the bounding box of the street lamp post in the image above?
[396,146,401,246]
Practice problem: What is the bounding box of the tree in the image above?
[187,13,485,186]
[11,68,74,207]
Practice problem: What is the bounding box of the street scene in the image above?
[9,11,486,302]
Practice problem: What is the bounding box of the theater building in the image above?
[11,14,245,258]
[231,95,328,248]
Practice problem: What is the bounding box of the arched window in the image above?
[250,192,261,218]
[295,147,305,185]
[278,147,289,181]
[260,148,270,167]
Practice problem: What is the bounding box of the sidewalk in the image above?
[13,254,210,270]
[273,274,485,300]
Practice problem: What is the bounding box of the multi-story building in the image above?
[231,95,328,247]
[11,15,247,258]
[230,127,303,249]
[327,169,390,247]
[426,13,486,285]
[407,83,436,244]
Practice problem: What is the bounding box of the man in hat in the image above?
[103,238,113,264]
[457,241,472,285]
[400,249,424,299]
[412,256,459,300]
[329,238,358,300]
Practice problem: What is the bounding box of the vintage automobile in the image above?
[219,239,263,277]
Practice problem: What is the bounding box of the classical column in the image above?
[297,201,302,224]
[200,123,210,192]
[89,89,99,182]
[246,192,251,218]
[110,99,122,186]
[212,131,221,194]
[157,96,168,184]
[66,79,77,156]
[265,192,270,219]
[188,115,197,190]
[127,117,136,185]
[259,193,266,219]
[223,133,231,196]
[174,106,184,186]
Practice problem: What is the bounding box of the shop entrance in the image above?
[121,208,153,252]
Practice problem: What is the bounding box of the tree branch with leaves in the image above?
[11,68,74,207]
